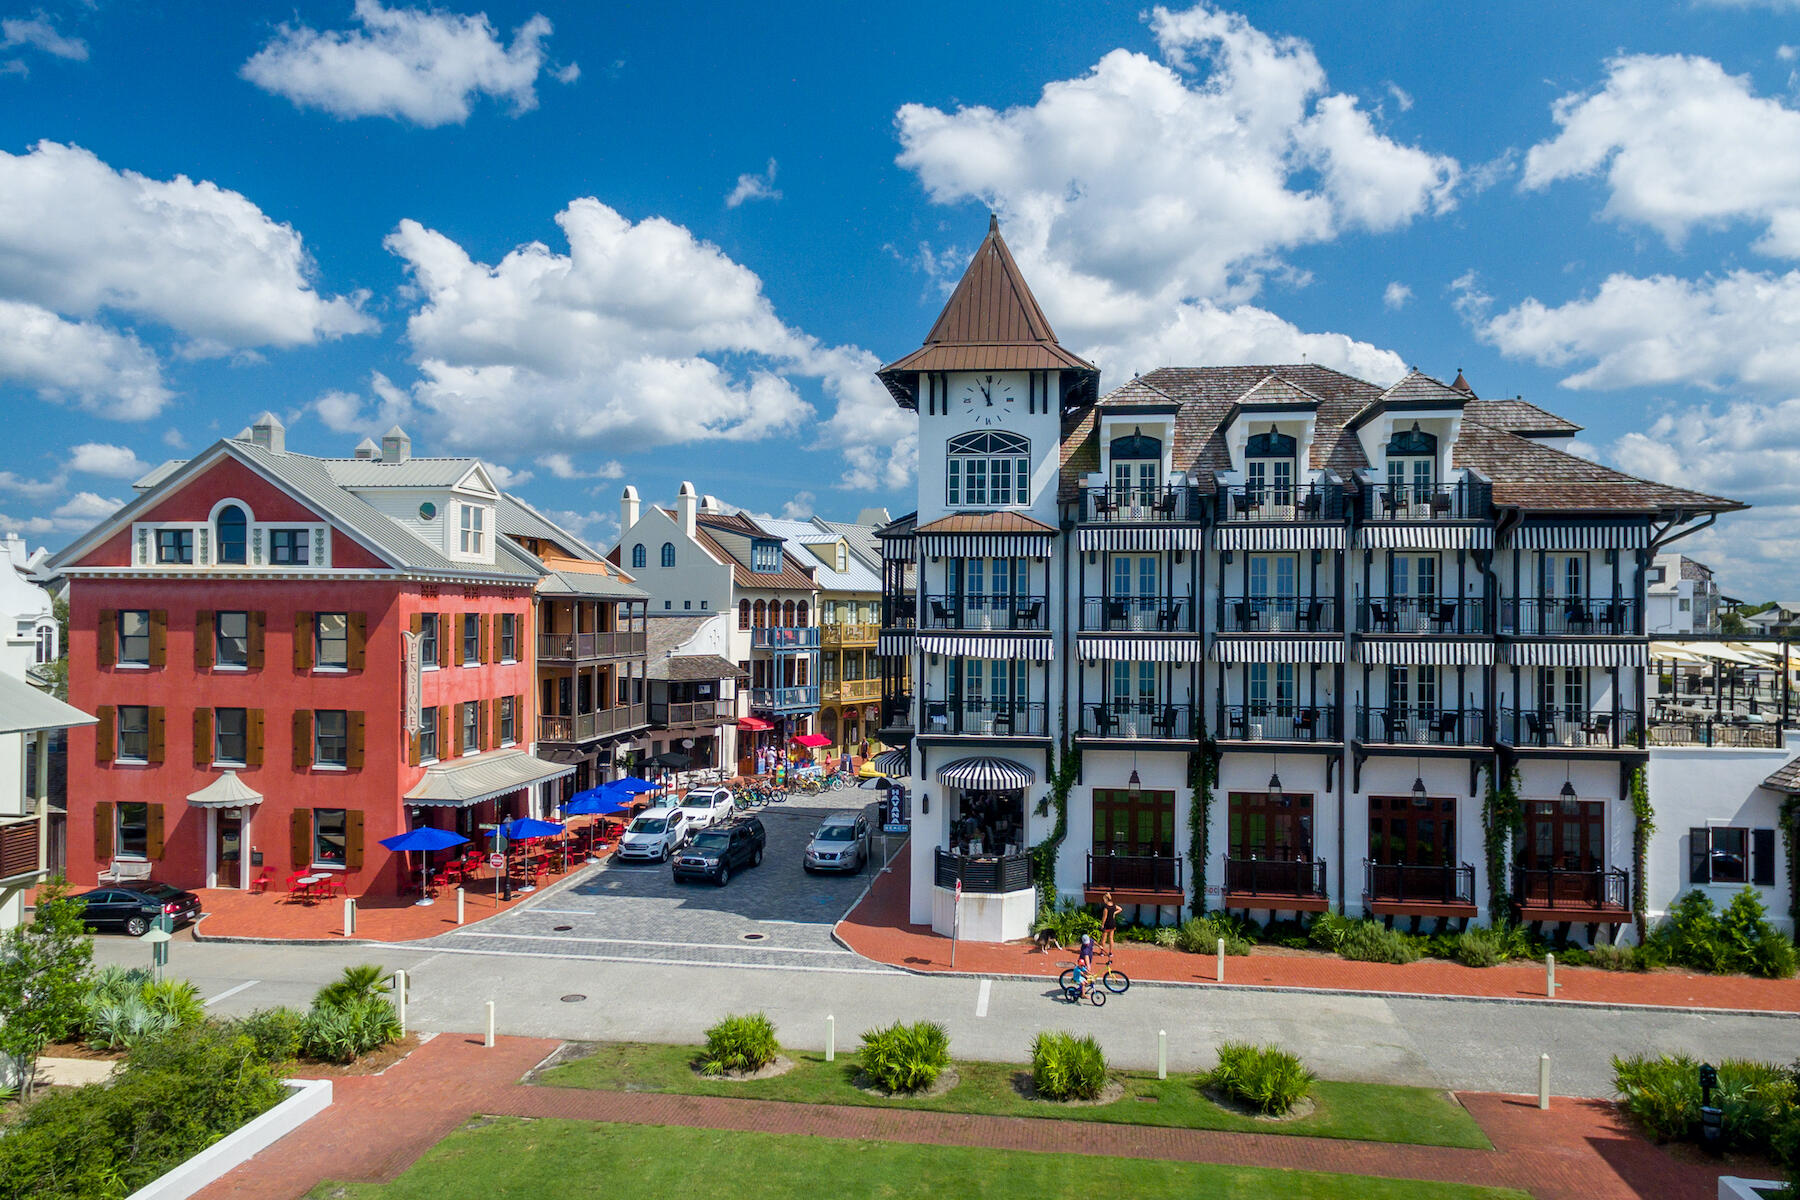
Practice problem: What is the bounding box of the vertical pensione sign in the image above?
[403,630,421,735]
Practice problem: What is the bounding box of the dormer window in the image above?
[1109,429,1162,507]
[751,540,781,573]
[459,504,486,554]
[1245,428,1297,509]
[946,430,1030,507]
[1385,423,1438,505]
[215,505,247,564]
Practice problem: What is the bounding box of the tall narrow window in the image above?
[459,505,486,554]
[215,505,247,564]
[215,611,249,668]
[661,542,676,567]
[631,544,646,569]
[1109,429,1162,508]
[1245,429,1298,511]
[1384,423,1438,509]
[315,613,349,669]
[118,611,151,666]
[314,710,348,767]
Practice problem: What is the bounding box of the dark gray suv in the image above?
[671,816,766,886]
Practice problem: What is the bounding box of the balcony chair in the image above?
[1233,600,1256,630]
[1524,710,1550,746]
[929,600,955,626]
[1157,603,1184,632]
[1297,599,1325,632]
[1231,491,1257,518]
[1597,602,1623,632]
[1367,600,1395,631]
[1013,598,1043,627]
[1564,603,1593,634]
[1091,705,1117,737]
[1300,491,1323,519]
[1092,492,1114,518]
[1379,490,1405,518]
[1106,599,1130,628]
[927,702,949,731]
[1434,600,1458,631]
[1156,705,1180,738]
[1428,492,1453,517]
[1154,489,1179,517]
[1227,709,1248,739]
[1293,708,1317,739]
[1579,712,1613,745]
[1430,709,1461,742]
[1382,708,1407,742]
[991,709,1014,735]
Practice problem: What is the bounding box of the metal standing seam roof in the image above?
[496,492,609,562]
[691,512,821,592]
[320,458,496,490]
[402,749,576,807]
[752,517,883,592]
[0,671,96,735]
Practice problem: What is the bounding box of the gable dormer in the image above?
[1347,371,1470,491]
[1220,374,1325,483]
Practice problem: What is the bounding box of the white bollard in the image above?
[1216,937,1226,983]
[393,970,407,1036]
[344,897,355,937]
[1158,1029,1168,1080]
[1538,1053,1551,1110]
[485,1000,496,1048]
[1545,953,1557,998]
[457,887,465,925]
[826,1014,835,1063]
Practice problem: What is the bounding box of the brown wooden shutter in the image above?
[516,693,526,743]
[452,615,465,667]
[248,612,266,669]
[438,618,452,669]
[407,727,421,767]
[490,697,501,746]
[96,705,115,764]
[97,610,117,668]
[293,710,314,769]
[479,614,491,664]
[148,610,168,667]
[294,613,314,670]
[145,804,165,859]
[146,707,165,764]
[347,612,367,671]
[95,800,115,861]
[247,709,265,767]
[347,711,365,770]
[195,611,215,669]
[290,809,311,868]
[439,705,455,758]
[344,810,365,870]
[409,612,422,638]
[193,707,213,767]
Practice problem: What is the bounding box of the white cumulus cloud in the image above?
[2,17,87,61]
[1383,281,1412,310]
[0,300,171,418]
[1524,54,1800,256]
[726,159,781,208]
[539,453,623,480]
[242,1,570,127]
[68,443,149,479]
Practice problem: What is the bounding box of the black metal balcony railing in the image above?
[1364,860,1476,906]
[751,626,821,650]
[1496,707,1644,749]
[881,594,917,630]
[1364,479,1492,522]
[1224,856,1328,899]
[651,700,734,727]
[921,699,1049,737]
[750,685,821,711]
[1218,482,1345,523]
[1078,702,1199,741]
[1087,852,1184,895]
[537,630,646,660]
[1081,595,1197,633]
[538,704,648,744]
[1081,484,1204,523]
[922,594,1050,631]
[1357,705,1487,746]
[1500,598,1638,637]
[1357,596,1489,636]
[1512,864,1630,911]
[1216,703,1339,742]
[1217,595,1339,634]
[1648,716,1783,749]
[880,691,914,731]
[935,848,1034,893]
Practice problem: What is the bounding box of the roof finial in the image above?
[988,212,999,233]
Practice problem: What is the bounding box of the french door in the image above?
[1248,554,1298,629]
[1111,554,1159,629]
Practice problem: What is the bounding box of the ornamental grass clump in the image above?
[1205,1041,1316,1116]
[698,1012,779,1076]
[1309,912,1423,964]
[1614,1052,1798,1155]
[1030,1031,1108,1101]
[859,1020,951,1093]
[297,964,402,1064]
[1173,914,1252,956]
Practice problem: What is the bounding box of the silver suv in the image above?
[803,811,868,874]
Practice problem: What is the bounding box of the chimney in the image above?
[700,494,722,514]
[676,481,698,540]
[249,411,286,454]
[3,531,25,571]
[353,437,379,459]
[381,425,412,463]
[620,484,640,532]
[856,507,892,527]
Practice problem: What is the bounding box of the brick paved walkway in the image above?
[196,1034,1762,1200]
[836,844,1800,1013]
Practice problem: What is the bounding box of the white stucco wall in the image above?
[1646,746,1793,934]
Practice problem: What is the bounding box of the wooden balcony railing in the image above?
[1081,484,1204,523]
[824,678,880,704]
[1364,860,1475,906]
[538,704,648,743]
[651,700,734,727]
[537,630,646,660]
[821,622,879,647]
[1218,482,1345,523]
[934,848,1033,893]
[1081,596,1197,633]
[0,818,43,882]
[1496,707,1643,750]
[1358,596,1489,636]
[1357,705,1487,746]
[1218,596,1339,634]
[1078,702,1199,741]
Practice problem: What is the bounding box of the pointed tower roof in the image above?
[1450,368,1474,395]
[877,215,1098,408]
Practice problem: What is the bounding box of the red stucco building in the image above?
[52,415,573,898]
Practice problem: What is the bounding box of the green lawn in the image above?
[537,1041,1492,1150]
[310,1118,1529,1200]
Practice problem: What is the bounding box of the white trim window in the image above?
[946,431,1030,508]
[460,504,487,555]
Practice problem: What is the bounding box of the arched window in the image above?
[739,599,751,630]
[946,430,1030,507]
[796,600,809,627]
[753,599,766,628]
[660,542,675,567]
[1244,428,1298,508]
[1109,429,1163,507]
[33,622,56,664]
[215,504,247,565]
[784,600,797,627]
[631,544,647,569]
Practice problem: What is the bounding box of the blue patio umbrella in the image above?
[380,827,469,907]
[610,776,657,795]
[493,817,565,841]
[562,789,612,816]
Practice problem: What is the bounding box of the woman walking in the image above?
[1099,891,1122,955]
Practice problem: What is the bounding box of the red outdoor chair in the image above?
[249,870,273,895]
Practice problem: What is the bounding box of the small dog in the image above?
[1031,928,1062,954]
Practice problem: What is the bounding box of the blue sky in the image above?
[4,1,1800,590]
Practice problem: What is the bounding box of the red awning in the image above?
[791,733,831,748]
[737,716,773,732]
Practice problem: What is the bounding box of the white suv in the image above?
[615,808,690,863]
[675,786,735,831]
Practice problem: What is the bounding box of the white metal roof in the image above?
[0,672,96,735]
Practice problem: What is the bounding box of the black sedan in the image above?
[72,882,202,936]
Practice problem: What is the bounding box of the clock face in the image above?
[960,374,1017,426]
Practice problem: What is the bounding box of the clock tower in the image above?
[877,215,1100,525]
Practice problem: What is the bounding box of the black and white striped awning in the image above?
[918,633,1054,660]
[1212,525,1347,552]
[1210,637,1345,664]
[1357,525,1495,550]
[876,632,915,656]
[869,748,911,777]
[1505,641,1648,667]
[1508,523,1651,550]
[937,756,1036,789]
[1357,639,1496,666]
[918,533,1053,558]
[1077,636,1206,663]
[1075,525,1206,552]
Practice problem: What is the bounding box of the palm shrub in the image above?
[314,964,391,1007]
[1615,1052,1799,1153]
[698,1012,779,1076]
[1651,889,1797,979]
[300,995,400,1064]
[83,977,203,1051]
[1031,1031,1107,1101]
[1205,1041,1316,1116]
[1173,914,1252,956]
[1032,898,1101,946]
[859,1020,950,1093]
